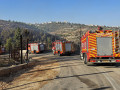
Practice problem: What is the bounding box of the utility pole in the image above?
[24,29,29,62]
[27,39,29,60]
[80,27,82,60]
[20,35,23,64]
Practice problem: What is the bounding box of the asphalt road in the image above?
[40,54,120,90]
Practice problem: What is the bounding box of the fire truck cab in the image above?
[0,47,5,54]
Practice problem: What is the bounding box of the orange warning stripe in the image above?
[89,36,96,39]
[89,39,96,42]
[89,34,97,57]
[90,54,96,57]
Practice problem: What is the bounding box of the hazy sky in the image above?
[0,0,120,26]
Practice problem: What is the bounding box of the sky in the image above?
[0,0,120,26]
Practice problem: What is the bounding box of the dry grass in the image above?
[0,54,17,67]
[0,55,60,90]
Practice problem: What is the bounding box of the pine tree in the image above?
[14,27,21,48]
[5,38,12,50]
[47,37,51,49]
[0,38,1,46]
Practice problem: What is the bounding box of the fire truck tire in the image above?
[68,53,71,56]
[59,53,61,56]
[84,54,87,64]
[115,63,120,67]
[82,53,85,60]
[34,50,36,54]
[58,52,61,56]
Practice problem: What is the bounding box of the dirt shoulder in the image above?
[0,54,60,90]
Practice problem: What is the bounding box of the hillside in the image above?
[0,20,119,48]
[0,20,60,49]
[35,22,120,44]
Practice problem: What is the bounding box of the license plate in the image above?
[102,60,109,62]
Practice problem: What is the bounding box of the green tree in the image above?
[47,37,52,49]
[14,27,21,48]
[5,38,12,51]
[0,38,2,46]
[41,33,46,43]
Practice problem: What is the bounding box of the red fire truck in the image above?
[0,47,5,54]
[28,43,45,54]
[52,40,74,56]
[81,27,120,65]
[0,47,2,54]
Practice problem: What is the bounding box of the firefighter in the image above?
[52,46,55,55]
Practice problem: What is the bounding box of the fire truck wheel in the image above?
[68,53,71,56]
[84,54,87,64]
[115,63,120,67]
[59,53,61,56]
[58,52,61,56]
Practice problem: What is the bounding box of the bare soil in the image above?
[0,54,60,90]
[0,54,20,67]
